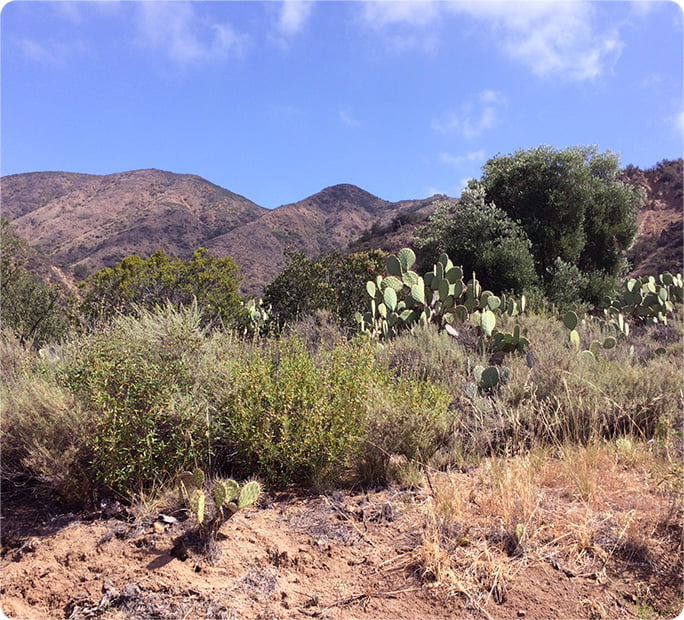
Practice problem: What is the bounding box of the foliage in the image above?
[0,219,70,344]
[263,249,385,329]
[60,304,214,492]
[78,247,246,328]
[215,336,378,486]
[415,184,538,294]
[358,375,454,485]
[476,145,643,305]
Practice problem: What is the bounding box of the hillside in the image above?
[1,169,268,279]
[623,159,683,277]
[1,161,681,295]
[1,171,445,294]
[205,185,443,294]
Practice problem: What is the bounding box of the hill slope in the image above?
[1,169,268,278]
[2,161,681,295]
[1,171,444,294]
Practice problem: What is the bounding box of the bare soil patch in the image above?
[2,459,682,620]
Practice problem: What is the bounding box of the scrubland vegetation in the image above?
[1,147,682,616]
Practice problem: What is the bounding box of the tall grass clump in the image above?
[214,336,377,487]
[1,330,95,502]
[60,303,216,493]
[455,313,683,456]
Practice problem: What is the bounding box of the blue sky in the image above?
[2,1,682,209]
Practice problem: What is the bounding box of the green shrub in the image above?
[61,304,214,492]
[216,336,377,486]
[358,373,455,485]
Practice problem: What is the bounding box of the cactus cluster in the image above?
[179,468,261,539]
[609,272,683,325]
[561,310,622,360]
[355,248,527,344]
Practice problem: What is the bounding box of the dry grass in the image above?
[412,439,683,613]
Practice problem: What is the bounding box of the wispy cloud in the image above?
[432,90,507,139]
[359,1,442,53]
[339,107,360,128]
[134,2,249,66]
[439,150,486,169]
[359,1,625,81]
[17,37,87,67]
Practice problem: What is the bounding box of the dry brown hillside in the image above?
[1,161,681,296]
[1,169,267,279]
[623,159,683,277]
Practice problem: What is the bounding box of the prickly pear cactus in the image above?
[237,481,262,509]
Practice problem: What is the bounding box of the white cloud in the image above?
[432,90,507,139]
[359,0,625,81]
[134,2,249,66]
[277,0,315,37]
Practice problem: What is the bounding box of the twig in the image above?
[322,496,376,547]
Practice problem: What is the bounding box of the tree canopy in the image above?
[418,145,644,306]
[477,146,642,285]
[415,184,538,294]
[263,249,386,328]
[79,248,245,327]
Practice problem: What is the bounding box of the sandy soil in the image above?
[1,472,682,620]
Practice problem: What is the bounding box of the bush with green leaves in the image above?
[78,247,246,328]
[60,304,214,492]
[263,249,385,329]
[215,336,378,486]
[415,183,538,295]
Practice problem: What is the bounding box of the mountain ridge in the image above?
[1,161,681,295]
[1,169,443,293]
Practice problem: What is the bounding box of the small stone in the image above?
[517,611,526,617]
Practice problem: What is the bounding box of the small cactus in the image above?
[179,468,262,545]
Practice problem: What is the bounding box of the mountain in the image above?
[2,161,681,296]
[0,170,445,294]
[204,185,444,293]
[1,169,267,279]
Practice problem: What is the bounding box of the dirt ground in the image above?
[1,467,682,620]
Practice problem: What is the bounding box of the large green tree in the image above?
[79,248,245,327]
[263,249,386,328]
[477,146,643,289]
[415,184,538,294]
